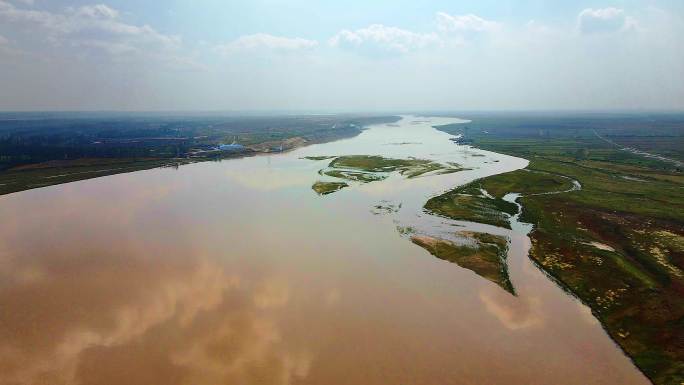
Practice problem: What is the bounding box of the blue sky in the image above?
[64,0,684,36]
[0,0,683,111]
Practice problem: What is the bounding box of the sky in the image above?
[0,0,683,112]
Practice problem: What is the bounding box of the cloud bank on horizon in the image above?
[0,0,682,111]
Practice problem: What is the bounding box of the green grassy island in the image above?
[411,231,515,294]
[312,181,349,195]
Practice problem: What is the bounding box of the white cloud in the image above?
[0,32,25,57]
[0,0,55,28]
[0,1,181,52]
[216,33,317,54]
[0,1,205,72]
[0,2,682,110]
[68,4,119,20]
[578,8,633,34]
[328,13,499,55]
[329,24,439,54]
[436,12,501,33]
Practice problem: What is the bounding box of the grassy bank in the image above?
[431,122,684,384]
[0,158,193,196]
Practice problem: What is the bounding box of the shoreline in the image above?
[0,122,377,198]
[426,133,682,384]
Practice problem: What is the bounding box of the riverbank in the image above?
[426,128,684,384]
[0,116,401,196]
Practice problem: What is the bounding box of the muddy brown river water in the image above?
[0,116,648,384]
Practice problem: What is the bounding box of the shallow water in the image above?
[0,116,648,385]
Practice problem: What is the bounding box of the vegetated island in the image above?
[328,155,467,178]
[411,231,515,294]
[0,114,400,196]
[302,155,336,161]
[431,113,684,385]
[312,181,349,195]
[310,153,514,295]
[424,182,519,229]
[308,155,469,195]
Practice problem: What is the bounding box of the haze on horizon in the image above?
[0,0,683,112]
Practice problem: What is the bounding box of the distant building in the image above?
[215,143,245,152]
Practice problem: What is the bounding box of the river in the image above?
[0,116,648,384]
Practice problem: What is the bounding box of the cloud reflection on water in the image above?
[0,250,310,385]
[479,288,544,330]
